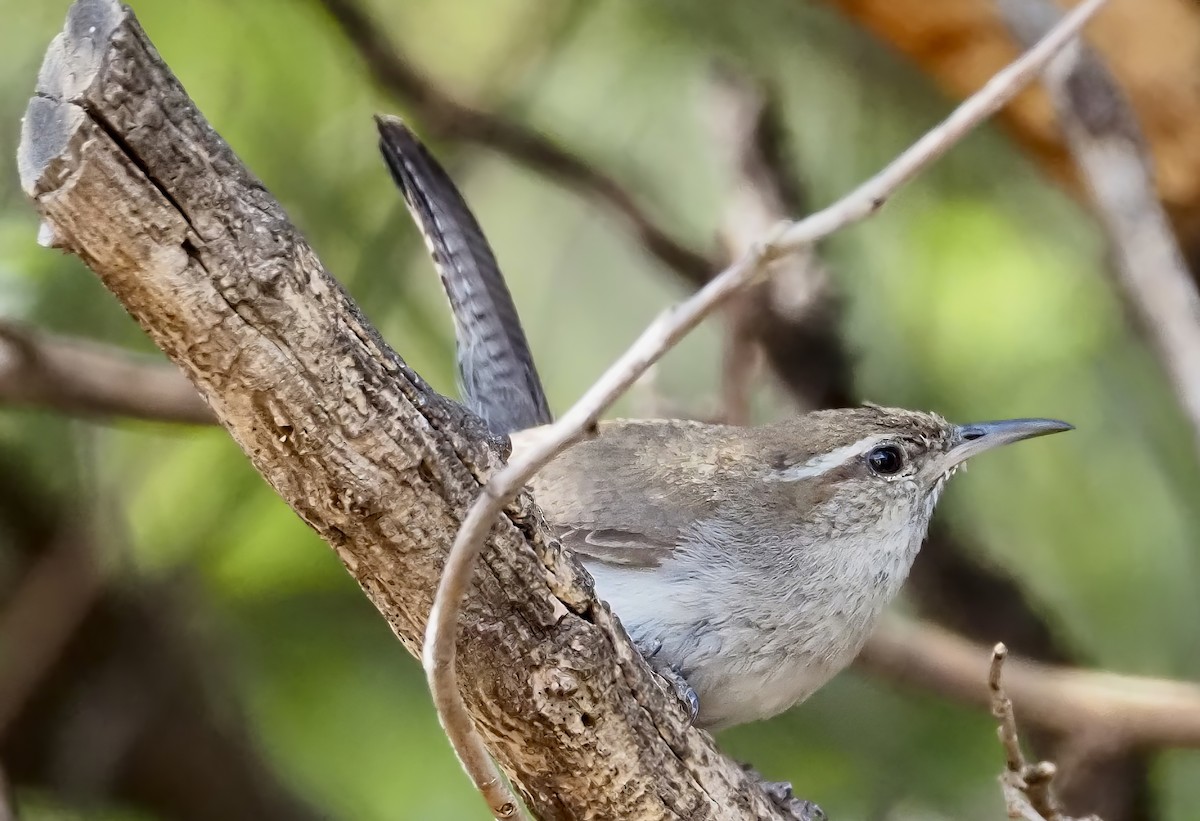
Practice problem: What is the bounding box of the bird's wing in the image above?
[549,524,679,568]
[511,420,736,569]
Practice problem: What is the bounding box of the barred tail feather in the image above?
[377,116,552,435]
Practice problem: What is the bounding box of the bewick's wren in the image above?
[377,118,1072,732]
[513,411,1067,728]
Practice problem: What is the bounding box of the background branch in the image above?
[819,0,1200,271]
[312,0,716,286]
[0,766,13,821]
[862,620,1200,749]
[0,526,101,737]
[0,321,211,424]
[1000,0,1200,460]
[704,66,847,421]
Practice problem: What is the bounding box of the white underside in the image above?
[586,501,929,729]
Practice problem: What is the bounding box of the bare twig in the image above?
[313,0,716,286]
[990,645,1030,774]
[860,618,1200,749]
[990,644,1105,821]
[0,321,212,424]
[425,1,1108,813]
[1000,0,1200,461]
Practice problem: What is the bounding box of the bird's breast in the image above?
[583,517,925,728]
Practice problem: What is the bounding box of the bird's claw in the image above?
[635,637,663,659]
[764,783,825,821]
[634,638,700,725]
[742,766,827,821]
[661,665,700,725]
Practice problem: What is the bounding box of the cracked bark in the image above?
[15,1,800,818]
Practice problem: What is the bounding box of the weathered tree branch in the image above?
[16,2,797,819]
[0,321,211,424]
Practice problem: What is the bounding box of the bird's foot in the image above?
[741,765,826,821]
[658,665,700,725]
[635,638,700,726]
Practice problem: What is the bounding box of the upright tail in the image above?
[376,116,552,436]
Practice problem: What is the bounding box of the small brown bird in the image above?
[515,410,1067,729]
[378,115,1070,740]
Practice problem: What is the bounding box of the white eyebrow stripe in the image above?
[768,435,890,482]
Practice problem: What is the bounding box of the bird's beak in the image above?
[939,418,1073,474]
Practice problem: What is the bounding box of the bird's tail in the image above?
[376,116,552,436]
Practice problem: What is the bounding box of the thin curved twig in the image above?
[422,1,1109,815]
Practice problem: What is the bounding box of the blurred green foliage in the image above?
[2,0,1199,819]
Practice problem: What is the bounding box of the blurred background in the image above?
[2,0,1199,819]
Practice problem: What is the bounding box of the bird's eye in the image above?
[867,445,904,476]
